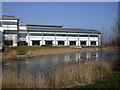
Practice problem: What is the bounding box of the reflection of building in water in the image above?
[75,52,99,60]
[80,53,86,59]
[65,55,70,62]
[86,52,91,59]
[90,52,99,60]
[95,52,99,60]
[52,56,60,65]
[75,53,80,61]
[16,52,100,73]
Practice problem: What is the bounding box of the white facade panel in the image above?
[89,37,98,40]
[1,15,101,47]
[19,26,27,30]
[79,37,89,40]
[26,34,101,47]
[43,36,55,40]
[3,27,17,30]
[2,25,17,27]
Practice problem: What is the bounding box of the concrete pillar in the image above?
[66,33,68,46]
[28,32,30,46]
[88,33,90,47]
[55,32,56,46]
[77,33,79,46]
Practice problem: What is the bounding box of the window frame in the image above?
[80,41,87,46]
[69,41,76,46]
[91,41,96,46]
[32,40,40,46]
[58,41,65,45]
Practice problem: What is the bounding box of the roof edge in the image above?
[26,24,63,28]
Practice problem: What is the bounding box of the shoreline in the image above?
[1,46,119,60]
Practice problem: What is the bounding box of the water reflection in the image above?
[3,51,118,74]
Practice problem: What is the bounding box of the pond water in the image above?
[2,51,118,75]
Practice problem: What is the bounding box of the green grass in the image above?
[73,72,120,88]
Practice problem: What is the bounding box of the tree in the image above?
[111,20,120,46]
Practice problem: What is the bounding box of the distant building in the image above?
[0,15,101,47]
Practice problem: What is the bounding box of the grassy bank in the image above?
[2,60,116,88]
[2,46,119,60]
[2,46,99,60]
[73,71,120,88]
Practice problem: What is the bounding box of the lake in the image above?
[3,51,118,75]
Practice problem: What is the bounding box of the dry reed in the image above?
[2,50,17,60]
[101,46,119,52]
[2,67,47,88]
[26,48,97,57]
[2,60,115,88]
[50,60,114,88]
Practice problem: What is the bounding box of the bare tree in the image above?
[111,20,120,46]
[96,24,109,47]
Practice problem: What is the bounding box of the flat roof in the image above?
[1,15,20,20]
[27,24,63,28]
[27,26,101,34]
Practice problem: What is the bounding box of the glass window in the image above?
[43,34,55,36]
[45,41,53,46]
[19,33,27,38]
[32,40,40,46]
[79,35,88,37]
[68,34,78,37]
[89,35,98,37]
[69,41,76,46]
[58,41,64,45]
[30,33,42,36]
[56,34,67,36]
[3,30,17,34]
[91,41,96,45]
[80,41,86,45]
[4,40,13,46]
[2,21,17,25]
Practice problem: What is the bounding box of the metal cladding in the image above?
[27,25,101,34]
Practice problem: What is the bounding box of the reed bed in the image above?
[2,50,17,60]
[101,46,119,52]
[2,60,115,88]
[26,48,97,57]
[2,67,47,88]
[50,60,114,88]
[2,46,119,60]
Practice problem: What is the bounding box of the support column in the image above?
[42,32,43,46]
[55,32,56,46]
[67,32,68,46]
[28,32,30,46]
[78,33,79,46]
[88,33,90,47]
